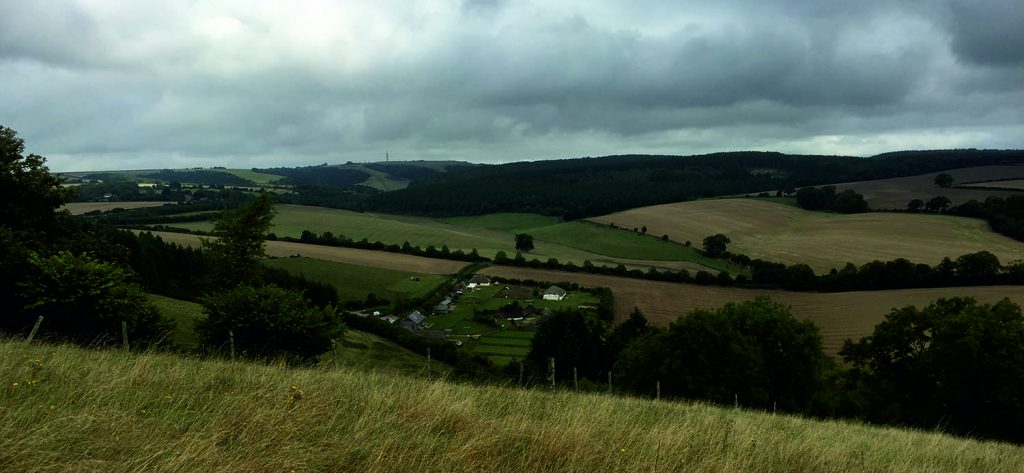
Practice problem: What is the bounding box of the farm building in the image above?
[433,297,453,314]
[543,285,567,301]
[467,275,492,288]
[399,310,427,332]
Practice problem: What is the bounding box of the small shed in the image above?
[542,285,567,301]
[433,297,453,314]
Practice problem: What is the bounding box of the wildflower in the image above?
[49,405,56,411]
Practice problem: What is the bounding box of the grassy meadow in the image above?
[3,340,1023,472]
[263,256,448,303]
[212,168,285,184]
[590,198,1024,272]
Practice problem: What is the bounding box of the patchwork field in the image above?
[263,256,447,303]
[832,165,1024,209]
[590,199,1024,272]
[145,231,468,275]
[63,201,171,215]
[167,205,732,273]
[480,266,1024,355]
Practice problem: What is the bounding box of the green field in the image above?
[5,340,1022,471]
[213,168,285,184]
[148,293,203,348]
[172,205,741,274]
[263,256,447,303]
[439,212,558,233]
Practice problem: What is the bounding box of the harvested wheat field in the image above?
[62,201,172,215]
[590,199,1024,272]
[481,266,1024,355]
[145,231,468,275]
[832,165,1024,209]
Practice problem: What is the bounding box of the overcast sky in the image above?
[2,0,1023,171]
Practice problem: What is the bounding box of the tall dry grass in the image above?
[2,339,1022,472]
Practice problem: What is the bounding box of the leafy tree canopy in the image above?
[196,284,344,364]
[515,233,535,252]
[0,125,75,240]
[11,251,172,347]
[841,297,1024,442]
[702,233,731,258]
[202,194,275,289]
[934,172,954,188]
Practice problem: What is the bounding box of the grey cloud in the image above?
[0,0,1021,171]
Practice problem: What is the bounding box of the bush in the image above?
[196,285,344,363]
[13,251,173,347]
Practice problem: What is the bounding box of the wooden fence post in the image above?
[121,321,129,351]
[427,347,431,373]
[573,367,578,390]
[25,316,43,345]
[656,381,661,401]
[548,357,556,389]
[518,360,524,387]
[229,330,235,359]
[608,371,612,393]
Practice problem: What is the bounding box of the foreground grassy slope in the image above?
[590,198,1024,272]
[3,341,1022,472]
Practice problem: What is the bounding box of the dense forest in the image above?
[253,165,370,187]
[279,149,1024,218]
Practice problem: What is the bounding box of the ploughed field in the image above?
[589,198,1024,273]
[480,266,1024,355]
[146,230,468,275]
[831,165,1024,209]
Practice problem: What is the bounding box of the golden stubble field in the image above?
[145,231,468,275]
[589,199,1024,272]
[480,266,1024,355]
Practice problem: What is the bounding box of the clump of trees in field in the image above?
[795,186,869,213]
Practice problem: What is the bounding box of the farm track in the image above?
[145,231,469,275]
[479,266,1024,355]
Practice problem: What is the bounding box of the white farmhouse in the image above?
[542,285,567,301]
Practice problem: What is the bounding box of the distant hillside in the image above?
[4,340,1022,471]
[364,150,1024,218]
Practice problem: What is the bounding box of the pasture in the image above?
[63,201,171,215]
[480,266,1024,355]
[590,198,1024,272]
[168,205,733,273]
[148,293,203,348]
[263,256,447,302]
[832,165,1024,209]
[212,168,284,184]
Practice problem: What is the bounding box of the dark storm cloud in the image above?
[0,0,1021,171]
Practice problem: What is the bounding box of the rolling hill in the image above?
[3,340,1022,471]
[589,198,1024,272]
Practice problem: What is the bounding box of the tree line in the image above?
[521,296,1024,443]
